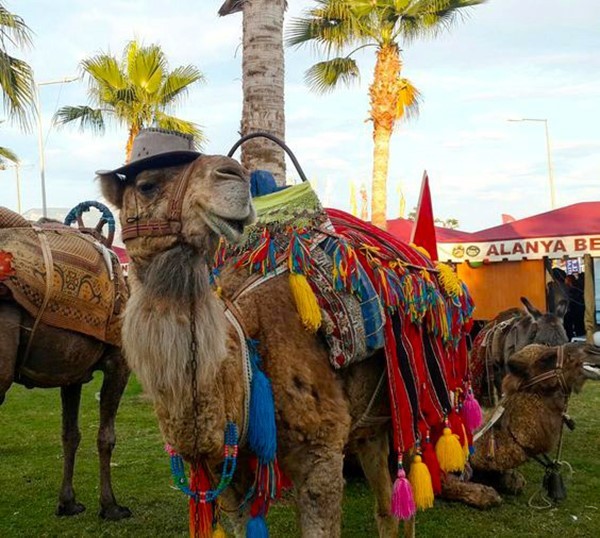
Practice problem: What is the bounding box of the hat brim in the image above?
[96,150,201,180]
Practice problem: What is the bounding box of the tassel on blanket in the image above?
[435,419,465,473]
[289,273,321,331]
[461,386,484,433]
[391,460,416,520]
[189,463,214,538]
[331,239,360,294]
[421,432,442,495]
[236,228,277,275]
[408,453,434,511]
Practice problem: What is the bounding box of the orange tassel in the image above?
[189,463,214,538]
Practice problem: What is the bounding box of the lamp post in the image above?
[35,76,79,217]
[508,118,556,209]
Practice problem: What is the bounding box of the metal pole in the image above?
[543,119,556,209]
[15,164,21,214]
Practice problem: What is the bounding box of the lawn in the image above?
[1,376,598,537]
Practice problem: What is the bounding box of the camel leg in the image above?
[56,383,86,516]
[0,303,19,405]
[292,448,345,538]
[97,349,131,520]
[440,473,503,509]
[355,432,399,538]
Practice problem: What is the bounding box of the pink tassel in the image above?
[391,466,416,520]
[462,388,483,432]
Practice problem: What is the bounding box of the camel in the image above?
[464,342,600,500]
[0,206,131,520]
[471,297,568,407]
[98,128,468,537]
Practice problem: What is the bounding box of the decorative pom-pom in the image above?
[408,455,434,510]
[248,341,277,463]
[391,466,416,520]
[421,437,442,495]
[247,515,269,538]
[462,389,484,432]
[212,524,226,538]
[435,427,465,473]
[289,273,322,331]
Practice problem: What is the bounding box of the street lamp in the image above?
[508,118,556,209]
[34,76,79,217]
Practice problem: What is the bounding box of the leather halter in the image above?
[519,345,569,395]
[121,159,198,242]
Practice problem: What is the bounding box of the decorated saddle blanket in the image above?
[0,207,128,346]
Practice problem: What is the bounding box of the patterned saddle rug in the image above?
[0,207,128,346]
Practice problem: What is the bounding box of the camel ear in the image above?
[98,173,126,209]
[521,296,542,320]
[554,299,568,319]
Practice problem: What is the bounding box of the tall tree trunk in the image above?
[241,0,286,185]
[125,124,140,163]
[369,44,401,230]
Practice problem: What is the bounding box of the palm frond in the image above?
[153,112,206,150]
[0,145,19,163]
[0,50,35,128]
[158,66,204,106]
[53,105,106,133]
[0,5,33,48]
[394,77,421,122]
[125,41,167,96]
[304,57,360,94]
[82,54,127,92]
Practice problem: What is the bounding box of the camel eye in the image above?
[137,181,159,197]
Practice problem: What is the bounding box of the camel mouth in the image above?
[203,212,247,243]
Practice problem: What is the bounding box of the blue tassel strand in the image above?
[247,515,269,538]
[247,340,277,463]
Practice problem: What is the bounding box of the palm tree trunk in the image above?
[369,44,401,230]
[125,125,140,163]
[241,0,286,185]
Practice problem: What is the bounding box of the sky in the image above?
[1,0,599,233]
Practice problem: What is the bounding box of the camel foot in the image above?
[441,474,503,509]
[498,470,526,495]
[99,504,132,521]
[56,500,86,517]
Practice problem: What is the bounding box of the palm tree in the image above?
[288,0,484,229]
[0,3,35,129]
[54,40,205,161]
[0,144,18,169]
[219,0,287,185]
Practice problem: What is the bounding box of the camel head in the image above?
[503,342,600,399]
[100,156,255,262]
[503,297,568,359]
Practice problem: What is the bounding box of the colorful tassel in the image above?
[408,454,434,511]
[247,341,277,463]
[212,524,226,538]
[448,411,468,456]
[289,273,321,331]
[189,464,214,538]
[391,463,416,520]
[435,426,465,473]
[461,388,484,432]
[421,434,442,495]
[247,515,269,538]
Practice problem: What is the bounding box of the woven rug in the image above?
[0,208,127,346]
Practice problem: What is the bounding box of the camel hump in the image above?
[0,206,30,228]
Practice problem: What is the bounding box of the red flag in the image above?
[410,171,438,261]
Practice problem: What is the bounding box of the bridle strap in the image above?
[520,345,569,394]
[121,159,198,242]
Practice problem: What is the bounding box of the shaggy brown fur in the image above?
[101,156,410,537]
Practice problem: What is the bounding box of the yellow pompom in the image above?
[212,523,227,538]
[289,273,321,331]
[435,427,466,473]
[408,455,434,510]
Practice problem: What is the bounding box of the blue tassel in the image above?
[247,340,277,463]
[247,515,269,538]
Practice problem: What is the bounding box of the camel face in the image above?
[504,342,599,396]
[101,156,255,256]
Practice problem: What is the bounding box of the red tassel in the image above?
[448,410,467,449]
[189,463,213,538]
[421,434,442,495]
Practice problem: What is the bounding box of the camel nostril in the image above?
[216,165,247,182]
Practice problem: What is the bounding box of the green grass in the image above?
[1,376,598,537]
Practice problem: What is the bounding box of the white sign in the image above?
[439,234,600,263]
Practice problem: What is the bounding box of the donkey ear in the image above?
[521,296,542,320]
[554,299,568,319]
[98,173,126,209]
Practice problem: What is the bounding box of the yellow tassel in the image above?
[212,524,226,538]
[435,262,463,298]
[435,427,465,473]
[461,424,470,459]
[408,455,434,510]
[289,273,321,331]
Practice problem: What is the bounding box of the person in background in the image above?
[563,273,585,339]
